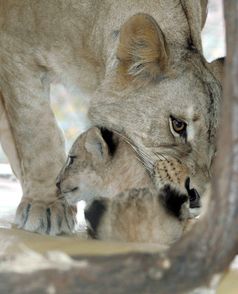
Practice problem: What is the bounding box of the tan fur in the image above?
[0,0,223,235]
[0,93,22,181]
[58,127,195,245]
[154,158,189,190]
[117,14,169,83]
[57,127,153,204]
[95,189,187,247]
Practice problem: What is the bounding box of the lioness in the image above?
[57,127,195,245]
[0,0,223,235]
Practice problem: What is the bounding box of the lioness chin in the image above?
[0,0,223,235]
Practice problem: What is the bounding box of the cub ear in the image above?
[207,57,225,86]
[85,127,110,162]
[85,127,118,162]
[117,13,169,82]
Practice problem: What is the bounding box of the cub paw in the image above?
[14,198,77,235]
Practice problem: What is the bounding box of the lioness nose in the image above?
[185,177,201,208]
[189,189,200,208]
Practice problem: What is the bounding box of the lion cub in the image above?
[57,127,197,246]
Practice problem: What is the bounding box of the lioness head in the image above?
[89,13,224,198]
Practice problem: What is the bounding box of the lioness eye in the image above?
[170,116,187,136]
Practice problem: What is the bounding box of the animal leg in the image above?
[1,62,76,235]
[0,91,22,181]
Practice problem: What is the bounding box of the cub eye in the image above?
[67,155,76,166]
[170,116,187,136]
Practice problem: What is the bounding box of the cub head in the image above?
[56,126,152,205]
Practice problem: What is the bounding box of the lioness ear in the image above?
[207,57,225,85]
[117,13,169,82]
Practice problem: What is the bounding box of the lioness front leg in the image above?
[1,61,76,235]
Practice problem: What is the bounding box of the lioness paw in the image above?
[14,198,77,235]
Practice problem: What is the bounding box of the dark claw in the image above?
[46,208,51,234]
[22,203,31,228]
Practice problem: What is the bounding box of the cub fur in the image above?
[57,127,198,244]
[85,188,191,247]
